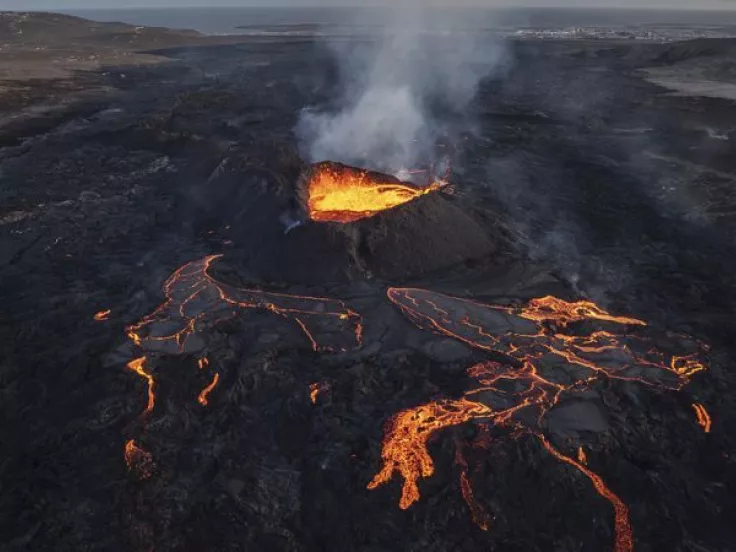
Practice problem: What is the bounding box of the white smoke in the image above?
[296,5,508,172]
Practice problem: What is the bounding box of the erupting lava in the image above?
[368,288,708,552]
[304,162,446,223]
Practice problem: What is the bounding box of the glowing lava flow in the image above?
[309,382,329,404]
[368,287,708,551]
[127,255,363,355]
[578,446,588,465]
[368,398,494,509]
[122,255,363,477]
[539,435,633,552]
[198,373,220,407]
[304,162,446,223]
[124,439,156,480]
[94,309,111,321]
[692,403,712,433]
[127,357,155,419]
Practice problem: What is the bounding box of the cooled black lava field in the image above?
[1,24,736,552]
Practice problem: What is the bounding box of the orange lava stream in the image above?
[455,444,492,531]
[121,256,363,479]
[692,403,712,433]
[198,373,220,407]
[127,255,363,355]
[94,309,111,321]
[126,357,155,419]
[124,439,156,480]
[517,296,646,327]
[577,446,588,465]
[309,382,329,404]
[306,164,444,223]
[538,435,633,552]
[459,470,491,531]
[367,398,493,509]
[370,287,708,550]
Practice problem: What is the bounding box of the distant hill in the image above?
[0,11,202,51]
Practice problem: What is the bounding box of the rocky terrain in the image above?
[1,12,735,552]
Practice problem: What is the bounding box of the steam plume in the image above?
[296,5,508,172]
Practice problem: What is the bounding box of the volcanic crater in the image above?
[204,157,499,284]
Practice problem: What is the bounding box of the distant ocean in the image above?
[60,7,736,36]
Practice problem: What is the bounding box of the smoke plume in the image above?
[296,5,508,172]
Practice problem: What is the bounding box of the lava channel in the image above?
[127,255,363,355]
[368,287,708,552]
[303,161,446,223]
[121,255,364,477]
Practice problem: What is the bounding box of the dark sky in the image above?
[4,0,736,9]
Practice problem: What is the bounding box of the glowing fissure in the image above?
[369,287,708,551]
[305,163,445,223]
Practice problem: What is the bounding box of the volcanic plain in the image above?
[1,12,735,552]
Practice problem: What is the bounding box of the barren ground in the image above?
[1,14,735,552]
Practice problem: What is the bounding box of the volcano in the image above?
[212,159,499,284]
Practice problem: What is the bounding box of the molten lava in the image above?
[539,435,633,552]
[94,309,111,321]
[368,287,708,551]
[309,382,329,404]
[304,162,445,223]
[124,439,155,480]
[122,255,364,478]
[127,357,155,420]
[198,373,220,407]
[455,444,492,531]
[577,446,588,465]
[692,403,712,433]
[367,398,494,509]
[126,255,363,355]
